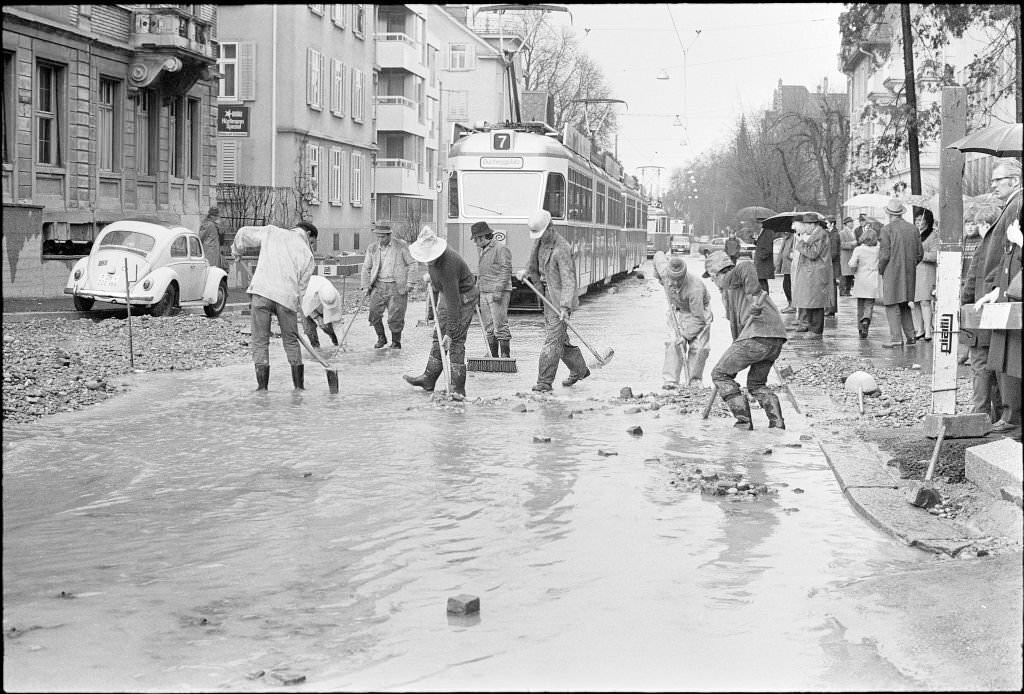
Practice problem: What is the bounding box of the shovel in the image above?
[520,277,614,367]
[907,424,945,508]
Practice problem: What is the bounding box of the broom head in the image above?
[467,356,518,373]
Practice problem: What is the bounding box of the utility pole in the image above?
[900,3,922,195]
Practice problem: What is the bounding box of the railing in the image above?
[375,95,417,110]
[375,158,415,169]
[131,10,215,56]
[374,32,415,46]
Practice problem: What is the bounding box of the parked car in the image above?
[64,220,229,317]
[700,237,727,256]
[670,236,691,254]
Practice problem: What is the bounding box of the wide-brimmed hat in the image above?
[666,256,687,281]
[702,250,734,278]
[885,198,906,216]
[409,225,447,262]
[373,222,392,235]
[528,209,552,239]
[470,221,493,238]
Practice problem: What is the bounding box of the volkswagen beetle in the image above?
[64,220,228,317]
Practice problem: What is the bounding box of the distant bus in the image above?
[646,205,670,258]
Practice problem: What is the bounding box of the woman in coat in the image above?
[911,208,939,341]
[847,224,882,338]
[791,213,833,338]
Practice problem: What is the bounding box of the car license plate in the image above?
[96,273,123,290]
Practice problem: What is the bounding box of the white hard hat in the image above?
[527,209,552,239]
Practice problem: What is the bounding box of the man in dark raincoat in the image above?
[878,198,923,348]
[791,213,832,339]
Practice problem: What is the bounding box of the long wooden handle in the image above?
[923,424,945,483]
[520,277,605,361]
[426,283,452,389]
[338,291,367,346]
[701,385,719,419]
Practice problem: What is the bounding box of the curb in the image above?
[786,384,1012,556]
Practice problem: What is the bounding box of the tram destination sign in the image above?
[480,156,523,169]
[217,105,250,136]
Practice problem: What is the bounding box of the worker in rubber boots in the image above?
[652,250,711,389]
[520,209,589,393]
[301,275,344,349]
[231,221,318,391]
[404,226,479,401]
[703,250,788,429]
[360,222,414,350]
[471,221,513,358]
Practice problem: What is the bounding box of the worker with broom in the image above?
[703,250,788,429]
[518,209,590,393]
[471,221,513,358]
[652,250,711,389]
[404,226,479,401]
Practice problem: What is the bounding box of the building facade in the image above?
[2,4,219,298]
[215,4,377,259]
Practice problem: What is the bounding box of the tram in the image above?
[646,204,670,257]
[445,121,648,309]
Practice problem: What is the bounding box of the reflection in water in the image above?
[3,269,927,692]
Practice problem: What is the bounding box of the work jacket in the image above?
[652,251,710,341]
[720,261,787,341]
[361,237,414,292]
[527,231,579,312]
[878,217,923,305]
[476,239,513,293]
[231,225,314,313]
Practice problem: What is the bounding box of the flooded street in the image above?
[4,260,942,691]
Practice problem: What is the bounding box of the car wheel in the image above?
[73,295,95,312]
[150,283,179,317]
[204,279,227,318]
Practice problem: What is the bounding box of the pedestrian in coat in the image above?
[791,213,832,339]
[911,207,939,341]
[519,209,589,393]
[652,250,711,388]
[404,226,479,400]
[471,221,513,358]
[753,220,775,293]
[724,229,741,263]
[962,215,1004,423]
[704,250,788,430]
[853,212,869,245]
[974,161,1022,433]
[839,217,857,296]
[360,223,415,349]
[231,221,318,391]
[199,206,222,270]
[878,198,923,348]
[825,216,841,315]
[847,225,882,338]
[775,231,795,313]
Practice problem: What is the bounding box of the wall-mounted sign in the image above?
[480,157,523,169]
[217,105,250,136]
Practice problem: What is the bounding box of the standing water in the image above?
[4,261,928,691]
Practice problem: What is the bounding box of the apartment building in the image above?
[215,4,376,258]
[2,4,219,298]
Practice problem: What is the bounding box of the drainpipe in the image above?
[271,5,278,187]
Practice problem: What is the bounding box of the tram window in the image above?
[543,172,565,218]
[461,171,543,217]
[448,171,458,218]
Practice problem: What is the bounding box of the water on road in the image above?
[4,261,931,691]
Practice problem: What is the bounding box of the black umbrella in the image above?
[735,206,777,223]
[946,122,1022,157]
[759,212,799,234]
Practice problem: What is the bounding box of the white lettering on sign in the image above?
[479,157,523,169]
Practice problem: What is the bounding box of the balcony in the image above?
[374,159,431,197]
[129,10,217,93]
[375,96,428,136]
[375,33,427,79]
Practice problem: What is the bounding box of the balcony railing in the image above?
[131,11,216,58]
[376,95,417,110]
[376,158,415,169]
[375,32,416,46]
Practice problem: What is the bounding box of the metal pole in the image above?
[124,258,134,369]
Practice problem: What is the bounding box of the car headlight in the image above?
[142,279,152,290]
[73,269,82,281]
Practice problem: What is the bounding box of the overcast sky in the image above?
[544,3,847,192]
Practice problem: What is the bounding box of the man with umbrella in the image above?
[878,198,923,348]
[791,212,832,339]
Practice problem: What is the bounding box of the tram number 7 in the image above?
[492,133,511,151]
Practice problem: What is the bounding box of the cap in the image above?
[666,256,687,281]
[703,250,734,278]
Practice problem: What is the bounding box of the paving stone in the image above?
[817,438,900,491]
[923,413,992,439]
[844,487,982,554]
[446,594,480,615]
[965,438,1023,498]
[626,425,643,436]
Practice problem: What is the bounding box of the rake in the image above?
[467,303,518,373]
[520,277,614,367]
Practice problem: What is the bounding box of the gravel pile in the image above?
[3,313,251,423]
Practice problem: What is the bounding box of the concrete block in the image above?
[817,437,899,491]
[923,413,992,439]
[1000,486,1023,508]
[446,594,480,615]
[965,439,1024,498]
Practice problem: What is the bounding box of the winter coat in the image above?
[987,240,1022,378]
[878,217,923,305]
[914,230,939,302]
[199,217,222,269]
[961,230,999,347]
[848,244,882,300]
[829,228,842,278]
[839,227,857,276]
[792,227,833,309]
[775,234,794,275]
[754,229,775,280]
[652,251,710,340]
[527,231,579,312]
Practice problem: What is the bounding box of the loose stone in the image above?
[446,594,480,615]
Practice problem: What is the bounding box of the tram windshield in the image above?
[460,171,543,217]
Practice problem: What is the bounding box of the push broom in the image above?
[467,303,517,373]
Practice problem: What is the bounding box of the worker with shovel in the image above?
[652,250,711,389]
[519,209,590,393]
[703,250,788,430]
[404,226,479,400]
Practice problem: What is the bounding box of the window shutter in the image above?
[219,140,238,184]
[320,53,327,108]
[307,48,314,106]
[341,63,347,116]
[238,42,256,101]
[318,145,326,203]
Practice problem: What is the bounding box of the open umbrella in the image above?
[735,206,776,223]
[759,211,804,234]
[946,122,1022,157]
[843,193,892,208]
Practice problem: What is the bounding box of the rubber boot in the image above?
[450,364,467,401]
[561,345,591,387]
[498,340,511,358]
[291,364,304,390]
[858,318,870,339]
[404,356,444,391]
[723,392,753,430]
[687,347,710,386]
[326,369,339,394]
[486,335,499,358]
[390,331,402,349]
[752,390,786,429]
[255,365,270,391]
[373,321,388,349]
